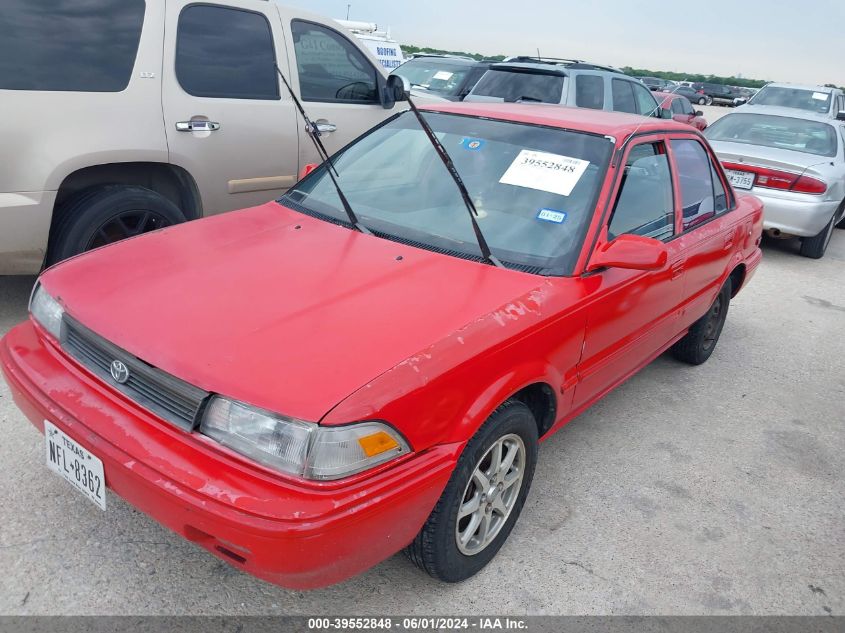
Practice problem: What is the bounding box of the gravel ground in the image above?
[0,231,843,616]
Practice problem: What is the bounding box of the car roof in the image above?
[732,104,836,124]
[419,102,694,138]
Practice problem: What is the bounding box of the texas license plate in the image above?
[44,420,106,510]
[725,169,755,190]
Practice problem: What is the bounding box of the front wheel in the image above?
[672,279,731,365]
[405,400,538,583]
[698,96,707,105]
[800,213,835,259]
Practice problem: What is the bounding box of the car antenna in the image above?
[273,63,371,235]
[405,96,504,268]
[615,83,686,166]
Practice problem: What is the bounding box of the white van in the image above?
[337,20,405,71]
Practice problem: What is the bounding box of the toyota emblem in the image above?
[110,360,130,384]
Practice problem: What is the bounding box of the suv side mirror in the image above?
[382,74,410,109]
[837,110,845,121]
[587,234,669,272]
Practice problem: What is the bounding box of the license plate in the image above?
[44,420,106,510]
[725,169,755,190]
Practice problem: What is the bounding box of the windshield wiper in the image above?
[274,64,370,235]
[405,97,503,268]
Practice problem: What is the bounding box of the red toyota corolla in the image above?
[1,103,763,589]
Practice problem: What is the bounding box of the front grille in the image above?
[61,316,209,431]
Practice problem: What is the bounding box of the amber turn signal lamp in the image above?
[358,431,400,457]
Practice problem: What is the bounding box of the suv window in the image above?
[575,75,605,109]
[0,0,145,92]
[632,82,658,115]
[176,5,279,100]
[471,69,564,104]
[292,20,379,103]
[612,79,637,114]
[671,139,728,230]
[608,143,675,241]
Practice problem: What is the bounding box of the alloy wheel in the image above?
[86,210,172,250]
[455,433,526,556]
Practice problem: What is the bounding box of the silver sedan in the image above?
[705,105,845,259]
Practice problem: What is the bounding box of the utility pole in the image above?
[346,4,351,19]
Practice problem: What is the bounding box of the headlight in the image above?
[29,283,64,339]
[200,396,409,480]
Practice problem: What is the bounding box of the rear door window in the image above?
[291,20,379,103]
[176,5,279,100]
[611,79,637,114]
[575,74,605,109]
[0,0,145,92]
[671,139,728,230]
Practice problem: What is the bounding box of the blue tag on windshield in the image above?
[460,138,485,151]
[536,208,567,224]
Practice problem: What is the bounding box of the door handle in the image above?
[670,261,684,280]
[176,120,220,132]
[314,121,337,134]
[723,233,734,250]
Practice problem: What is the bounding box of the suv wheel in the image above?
[48,185,187,266]
[405,400,538,582]
[697,96,707,105]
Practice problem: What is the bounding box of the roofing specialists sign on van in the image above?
[336,20,404,70]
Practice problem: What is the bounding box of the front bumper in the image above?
[1,321,458,589]
[752,190,838,238]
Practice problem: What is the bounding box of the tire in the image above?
[405,400,538,583]
[799,213,835,259]
[697,97,707,105]
[835,202,845,229]
[672,279,731,365]
[705,96,713,106]
[47,185,187,266]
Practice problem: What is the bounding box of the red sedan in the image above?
[1,103,763,589]
[655,91,709,130]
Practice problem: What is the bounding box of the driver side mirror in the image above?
[735,98,747,106]
[587,234,669,272]
[694,110,704,117]
[382,74,410,109]
[837,110,845,121]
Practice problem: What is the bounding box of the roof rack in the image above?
[501,56,625,74]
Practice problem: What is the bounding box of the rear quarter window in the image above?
[472,69,564,104]
[0,0,145,92]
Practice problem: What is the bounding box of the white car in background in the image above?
[705,105,845,259]
[739,83,845,120]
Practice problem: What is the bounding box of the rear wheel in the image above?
[835,201,845,229]
[672,280,731,365]
[405,400,538,582]
[697,96,707,105]
[800,213,835,259]
[48,185,186,266]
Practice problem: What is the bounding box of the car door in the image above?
[666,136,742,328]
[162,1,300,216]
[573,138,685,409]
[279,15,394,166]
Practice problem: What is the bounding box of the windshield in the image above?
[470,69,564,104]
[749,86,832,114]
[282,111,613,275]
[705,113,837,157]
[391,59,471,97]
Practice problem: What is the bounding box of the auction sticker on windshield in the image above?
[724,169,755,190]
[500,150,589,196]
[44,420,106,510]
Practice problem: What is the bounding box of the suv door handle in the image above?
[176,121,220,132]
[314,121,337,134]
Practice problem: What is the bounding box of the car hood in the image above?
[41,202,544,422]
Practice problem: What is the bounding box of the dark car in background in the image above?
[391,55,493,101]
[637,76,675,91]
[673,85,709,105]
[693,83,740,107]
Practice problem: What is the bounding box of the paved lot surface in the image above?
[1,231,843,616]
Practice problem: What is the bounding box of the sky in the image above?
[284,0,843,86]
